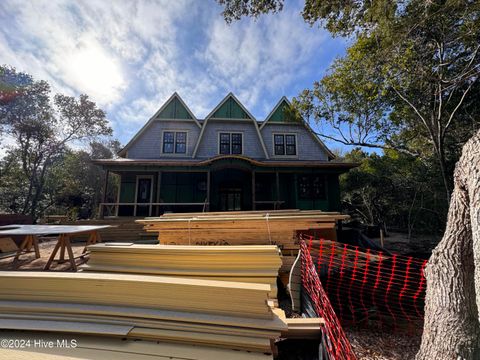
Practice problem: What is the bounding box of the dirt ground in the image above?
[371,231,437,258]
[346,328,422,360]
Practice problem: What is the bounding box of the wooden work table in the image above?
[0,225,112,271]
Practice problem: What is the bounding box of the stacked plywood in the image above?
[0,271,286,356]
[81,244,282,297]
[137,210,347,247]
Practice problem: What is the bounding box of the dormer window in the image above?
[163,131,187,154]
[274,134,297,156]
[219,132,242,155]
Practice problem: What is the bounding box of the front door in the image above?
[219,188,242,211]
[135,176,152,216]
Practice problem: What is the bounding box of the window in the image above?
[274,135,284,155]
[219,133,242,155]
[274,134,296,156]
[220,133,230,154]
[231,133,242,154]
[298,175,326,199]
[175,132,186,153]
[285,135,296,155]
[163,131,187,154]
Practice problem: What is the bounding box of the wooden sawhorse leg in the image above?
[44,234,77,271]
[83,231,101,254]
[12,235,40,269]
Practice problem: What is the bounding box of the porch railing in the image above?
[253,200,285,210]
[98,202,209,218]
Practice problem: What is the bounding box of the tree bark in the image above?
[417,131,480,359]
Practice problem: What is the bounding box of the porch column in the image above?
[252,171,256,210]
[100,169,109,219]
[275,171,280,210]
[157,171,162,216]
[206,170,211,212]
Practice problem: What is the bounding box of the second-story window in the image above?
[274,134,297,156]
[219,132,242,155]
[175,132,186,153]
[163,131,187,154]
[231,133,242,154]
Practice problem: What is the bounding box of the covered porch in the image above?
[94,156,356,217]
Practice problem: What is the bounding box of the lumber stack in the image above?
[0,271,286,356]
[137,210,347,247]
[81,244,282,297]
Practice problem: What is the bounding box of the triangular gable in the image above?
[192,93,269,159]
[118,92,200,157]
[157,95,193,120]
[260,96,300,129]
[260,97,336,159]
[211,96,251,119]
[204,93,255,120]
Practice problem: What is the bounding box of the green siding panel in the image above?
[269,100,289,122]
[119,173,136,203]
[212,97,251,119]
[160,172,207,203]
[158,97,192,119]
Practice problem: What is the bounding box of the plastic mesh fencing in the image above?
[302,235,427,329]
[300,240,357,360]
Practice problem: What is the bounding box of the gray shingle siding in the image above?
[260,124,329,161]
[125,119,329,161]
[127,120,200,159]
[195,120,266,159]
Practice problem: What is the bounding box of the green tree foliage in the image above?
[47,141,120,219]
[218,0,480,236]
[218,0,283,23]
[0,65,115,220]
[341,148,446,240]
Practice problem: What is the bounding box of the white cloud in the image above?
[0,0,343,146]
[196,3,331,116]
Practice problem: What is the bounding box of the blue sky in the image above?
[0,0,348,149]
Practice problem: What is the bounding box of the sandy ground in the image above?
[0,238,88,271]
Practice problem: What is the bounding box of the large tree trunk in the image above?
[417,131,480,359]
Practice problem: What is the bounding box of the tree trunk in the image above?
[417,131,480,359]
